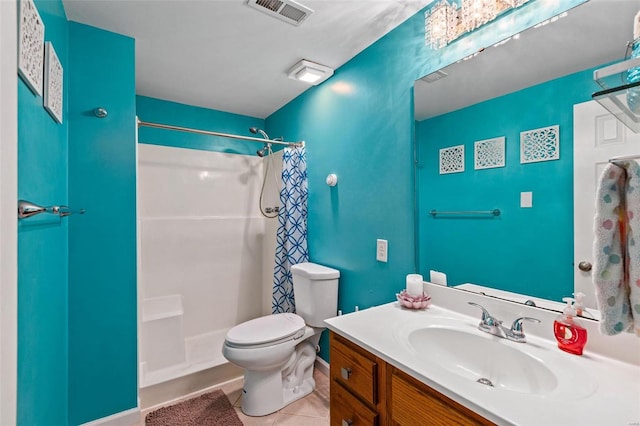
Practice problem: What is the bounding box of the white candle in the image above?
[406,274,423,297]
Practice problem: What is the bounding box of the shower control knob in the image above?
[578,261,592,272]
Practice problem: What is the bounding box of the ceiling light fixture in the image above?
[424,0,532,50]
[287,59,334,85]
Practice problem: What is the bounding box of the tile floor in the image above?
[222,368,330,425]
[142,368,330,426]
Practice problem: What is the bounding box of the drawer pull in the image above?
[342,419,354,426]
[341,367,352,380]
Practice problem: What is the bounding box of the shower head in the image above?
[249,127,270,140]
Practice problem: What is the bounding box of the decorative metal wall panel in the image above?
[474,136,505,169]
[18,0,45,96]
[520,125,560,163]
[439,144,465,174]
[44,42,63,124]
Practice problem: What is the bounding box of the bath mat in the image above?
[145,389,243,426]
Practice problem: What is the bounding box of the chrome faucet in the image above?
[468,302,540,343]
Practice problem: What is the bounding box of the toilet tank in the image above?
[291,262,340,327]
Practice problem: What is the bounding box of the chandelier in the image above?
[424,0,532,49]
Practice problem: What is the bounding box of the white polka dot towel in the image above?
[593,160,640,336]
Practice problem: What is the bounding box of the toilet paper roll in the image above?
[406,274,424,296]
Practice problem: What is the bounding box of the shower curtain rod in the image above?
[136,119,303,147]
[609,154,640,164]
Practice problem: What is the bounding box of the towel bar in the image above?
[18,200,85,219]
[430,209,500,217]
[609,154,640,164]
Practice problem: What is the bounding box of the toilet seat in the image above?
[225,313,306,348]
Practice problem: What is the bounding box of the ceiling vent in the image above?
[420,70,448,84]
[246,0,313,26]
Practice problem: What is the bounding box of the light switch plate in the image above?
[376,239,388,262]
[521,191,533,208]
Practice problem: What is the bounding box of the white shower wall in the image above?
[138,143,282,387]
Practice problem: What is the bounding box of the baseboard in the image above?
[315,357,329,377]
[139,362,243,410]
[80,407,140,426]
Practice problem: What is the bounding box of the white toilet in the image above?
[222,262,339,416]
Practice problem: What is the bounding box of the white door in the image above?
[0,1,18,424]
[574,100,640,309]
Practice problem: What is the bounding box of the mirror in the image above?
[414,0,638,316]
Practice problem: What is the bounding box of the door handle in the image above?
[578,261,592,272]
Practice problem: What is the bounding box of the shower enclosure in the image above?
[137,139,283,388]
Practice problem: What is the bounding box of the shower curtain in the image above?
[272,146,308,314]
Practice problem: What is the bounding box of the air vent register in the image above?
[246,0,313,26]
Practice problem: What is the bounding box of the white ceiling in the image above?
[415,0,639,121]
[62,0,431,119]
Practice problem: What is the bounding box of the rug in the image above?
[145,389,244,426]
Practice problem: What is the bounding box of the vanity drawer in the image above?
[389,367,494,426]
[330,333,378,406]
[330,379,378,426]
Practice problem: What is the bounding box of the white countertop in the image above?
[325,284,640,426]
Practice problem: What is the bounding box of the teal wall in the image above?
[266,0,587,361]
[416,66,601,302]
[266,8,425,361]
[17,0,69,425]
[267,20,418,310]
[67,22,137,425]
[17,0,69,424]
[136,95,264,153]
[17,4,138,424]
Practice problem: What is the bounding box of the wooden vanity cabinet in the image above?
[329,332,386,425]
[387,366,494,426]
[329,332,495,426]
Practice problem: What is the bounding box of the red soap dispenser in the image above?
[553,297,588,355]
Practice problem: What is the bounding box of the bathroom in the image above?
[1,0,639,425]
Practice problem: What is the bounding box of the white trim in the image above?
[141,376,242,415]
[80,407,140,426]
[135,116,141,407]
[0,1,19,425]
[139,362,242,410]
[314,356,329,377]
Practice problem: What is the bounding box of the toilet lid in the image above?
[225,313,305,347]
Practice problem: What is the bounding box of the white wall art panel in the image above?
[474,137,505,170]
[439,144,464,174]
[44,42,63,123]
[18,0,44,96]
[520,125,560,163]
[138,144,276,387]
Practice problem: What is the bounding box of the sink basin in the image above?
[407,326,558,395]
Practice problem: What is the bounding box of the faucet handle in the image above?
[509,316,541,339]
[467,302,500,327]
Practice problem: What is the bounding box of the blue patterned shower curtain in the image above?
[272,146,309,314]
